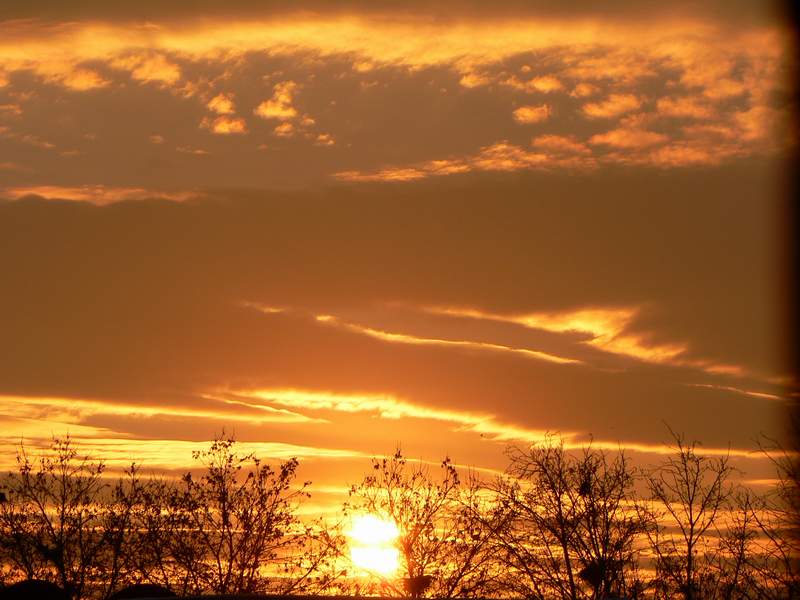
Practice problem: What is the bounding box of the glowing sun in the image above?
[347,514,401,576]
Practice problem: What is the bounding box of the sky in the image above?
[0,1,797,508]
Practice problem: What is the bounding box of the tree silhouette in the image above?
[490,438,646,600]
[642,430,733,600]
[346,449,495,598]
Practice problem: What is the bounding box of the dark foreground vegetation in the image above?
[0,432,797,600]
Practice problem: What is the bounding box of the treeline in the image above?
[0,433,797,600]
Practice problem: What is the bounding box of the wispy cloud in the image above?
[232,388,570,443]
[423,305,746,376]
[1,185,201,204]
[1,394,320,427]
[313,314,579,365]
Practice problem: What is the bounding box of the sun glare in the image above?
[347,514,401,576]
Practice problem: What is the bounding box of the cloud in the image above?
[458,71,492,88]
[273,122,295,137]
[0,175,787,461]
[207,92,236,115]
[234,388,570,443]
[27,61,111,91]
[314,313,580,365]
[656,96,714,119]
[582,94,642,118]
[110,53,181,85]
[589,127,668,149]
[315,132,335,146]
[531,134,591,154]
[423,304,749,377]
[512,103,551,123]
[334,141,571,181]
[732,105,776,142]
[0,13,783,92]
[1,185,200,204]
[1,393,319,427]
[504,74,564,93]
[570,82,599,98]
[425,305,687,364]
[176,145,210,155]
[644,142,720,167]
[58,68,110,91]
[201,115,247,134]
[0,103,21,116]
[254,81,299,120]
[0,424,367,472]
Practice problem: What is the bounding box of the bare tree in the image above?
[145,435,341,596]
[346,449,495,598]
[739,438,800,598]
[642,430,733,600]
[490,439,645,600]
[0,438,138,600]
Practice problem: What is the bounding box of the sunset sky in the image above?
[0,1,797,510]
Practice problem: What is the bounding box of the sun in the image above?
[346,514,401,576]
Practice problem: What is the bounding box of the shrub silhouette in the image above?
[0,579,70,600]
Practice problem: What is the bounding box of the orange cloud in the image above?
[425,306,684,366]
[656,96,714,119]
[235,388,571,443]
[590,127,668,149]
[207,92,236,115]
[685,383,783,402]
[681,123,737,140]
[51,67,110,90]
[273,122,295,137]
[458,71,492,88]
[334,139,597,181]
[512,103,551,124]
[1,394,320,428]
[732,105,776,142]
[315,132,335,146]
[570,82,599,98]
[314,313,580,365]
[1,185,200,204]
[0,427,367,472]
[201,115,247,134]
[582,94,642,118]
[0,15,784,112]
[531,134,591,154]
[254,81,299,120]
[176,145,210,155]
[644,142,720,167]
[504,75,563,93]
[0,103,21,116]
[110,53,181,85]
[426,305,753,378]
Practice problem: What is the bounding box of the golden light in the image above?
[347,514,401,576]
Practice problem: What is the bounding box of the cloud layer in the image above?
[0,2,794,503]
